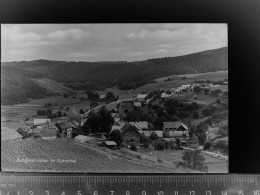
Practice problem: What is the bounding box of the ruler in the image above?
[0,173,259,195]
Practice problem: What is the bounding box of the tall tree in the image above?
[84,106,114,134]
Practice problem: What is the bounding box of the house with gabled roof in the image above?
[110,108,118,113]
[119,124,143,145]
[37,122,57,140]
[163,122,189,139]
[119,101,133,117]
[55,121,74,138]
[111,116,126,132]
[69,117,85,127]
[129,121,148,130]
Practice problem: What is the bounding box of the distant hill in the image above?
[1,67,47,105]
[1,47,228,104]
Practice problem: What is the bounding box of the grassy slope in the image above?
[32,78,74,95]
[143,71,228,91]
[1,139,192,173]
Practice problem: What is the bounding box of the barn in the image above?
[101,141,117,149]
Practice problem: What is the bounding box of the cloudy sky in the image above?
[1,24,227,62]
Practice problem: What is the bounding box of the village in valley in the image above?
[1,24,228,173]
[1,72,228,173]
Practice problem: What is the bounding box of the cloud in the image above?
[2,25,42,43]
[125,28,187,41]
[1,24,227,62]
[69,51,99,58]
[48,28,90,41]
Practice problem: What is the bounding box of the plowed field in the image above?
[1,139,181,173]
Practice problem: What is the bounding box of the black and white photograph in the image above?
[1,23,228,173]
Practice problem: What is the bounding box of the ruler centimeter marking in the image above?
[1,174,260,195]
[0,174,259,183]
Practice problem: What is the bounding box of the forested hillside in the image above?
[1,47,228,104]
[1,67,47,105]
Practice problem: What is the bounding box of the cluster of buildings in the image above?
[5,91,189,148]
[108,97,189,146]
[159,81,226,99]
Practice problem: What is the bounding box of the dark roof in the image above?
[55,122,73,130]
[163,122,188,130]
[120,102,133,108]
[118,111,127,119]
[69,118,83,127]
[120,124,142,135]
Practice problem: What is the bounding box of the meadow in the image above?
[139,71,228,92]
[138,149,228,173]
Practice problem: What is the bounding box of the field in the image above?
[138,149,228,173]
[1,139,197,173]
[1,105,41,129]
[155,71,228,82]
[148,71,228,91]
[1,95,97,129]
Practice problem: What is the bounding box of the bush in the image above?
[143,142,149,149]
[169,141,176,150]
[204,140,213,150]
[44,102,53,108]
[193,111,199,119]
[110,130,122,145]
[213,140,228,154]
[217,124,228,138]
[197,131,207,145]
[154,139,165,150]
[57,111,63,117]
[149,132,159,141]
[130,144,137,151]
[176,149,208,172]
[172,115,180,121]
[187,136,199,149]
[193,86,202,93]
[202,105,216,117]
[79,109,85,114]
[157,158,163,163]
[164,141,170,150]
[141,135,150,149]
[63,93,68,98]
[203,88,210,95]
